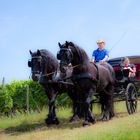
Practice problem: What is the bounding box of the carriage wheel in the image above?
[125,83,138,114]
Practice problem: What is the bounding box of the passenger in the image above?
[122,57,136,78]
[90,39,109,63]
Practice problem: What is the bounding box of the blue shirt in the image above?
[92,48,109,62]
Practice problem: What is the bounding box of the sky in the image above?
[0,0,140,83]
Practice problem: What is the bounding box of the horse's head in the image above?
[28,50,44,81]
[57,41,73,73]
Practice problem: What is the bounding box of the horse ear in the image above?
[58,42,62,48]
[65,41,69,48]
[37,50,41,56]
[65,41,68,43]
[69,42,74,46]
[29,50,32,55]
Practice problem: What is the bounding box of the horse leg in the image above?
[108,85,114,119]
[77,95,85,118]
[69,101,80,122]
[100,93,110,121]
[83,90,96,126]
[100,84,114,121]
[45,92,59,125]
[105,84,114,119]
[70,100,86,122]
[67,89,80,122]
[52,103,59,124]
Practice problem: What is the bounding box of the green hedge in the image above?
[0,80,71,116]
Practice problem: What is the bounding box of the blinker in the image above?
[28,61,32,67]
[57,52,61,60]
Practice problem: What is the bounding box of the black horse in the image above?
[28,49,83,125]
[57,41,115,126]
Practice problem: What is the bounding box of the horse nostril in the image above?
[60,66,66,73]
[32,75,38,81]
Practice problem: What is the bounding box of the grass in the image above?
[0,102,140,140]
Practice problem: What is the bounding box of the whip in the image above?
[109,31,127,52]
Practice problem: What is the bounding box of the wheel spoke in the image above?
[132,101,137,111]
[130,102,133,113]
[131,102,135,113]
[131,88,135,94]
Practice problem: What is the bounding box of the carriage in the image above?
[108,55,140,114]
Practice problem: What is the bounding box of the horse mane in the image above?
[33,49,58,70]
[68,42,89,64]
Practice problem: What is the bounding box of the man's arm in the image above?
[90,56,95,63]
[101,49,109,62]
[90,50,96,63]
[101,55,109,62]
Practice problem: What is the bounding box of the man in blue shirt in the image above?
[90,39,109,63]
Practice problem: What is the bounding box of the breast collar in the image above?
[71,63,100,87]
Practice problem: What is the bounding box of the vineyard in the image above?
[0,80,71,116]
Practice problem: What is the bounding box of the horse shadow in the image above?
[4,111,128,136]
[4,117,83,135]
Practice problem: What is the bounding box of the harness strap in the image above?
[93,63,99,81]
[72,72,92,80]
[92,63,100,88]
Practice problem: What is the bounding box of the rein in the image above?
[72,64,80,69]
[39,64,80,78]
[41,71,56,77]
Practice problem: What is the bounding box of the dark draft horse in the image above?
[57,41,115,126]
[28,49,84,125]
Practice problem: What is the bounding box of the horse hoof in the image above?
[45,118,60,125]
[54,118,60,125]
[110,112,115,118]
[45,118,51,125]
[101,115,109,121]
[69,115,79,123]
[83,121,91,127]
[89,118,96,124]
